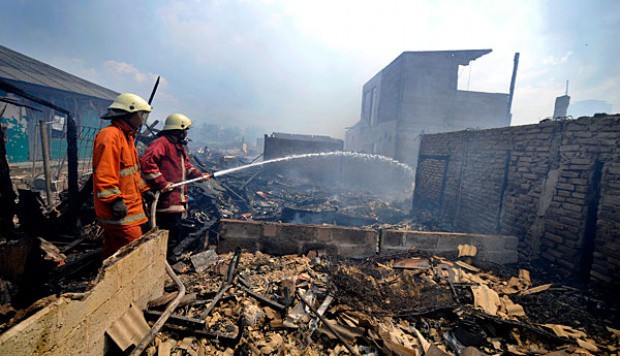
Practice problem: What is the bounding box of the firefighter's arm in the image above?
[184,150,209,180]
[140,142,172,192]
[93,131,123,203]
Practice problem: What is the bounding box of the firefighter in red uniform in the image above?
[93,93,151,258]
[140,114,211,250]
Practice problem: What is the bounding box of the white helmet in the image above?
[162,113,192,131]
[103,93,151,119]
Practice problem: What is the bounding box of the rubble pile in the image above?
[143,247,619,355]
[0,224,103,333]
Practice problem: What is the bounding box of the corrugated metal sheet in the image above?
[0,45,118,100]
[105,304,150,351]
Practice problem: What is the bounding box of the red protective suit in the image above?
[140,136,203,213]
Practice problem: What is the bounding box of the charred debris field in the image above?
[136,249,620,355]
[1,151,619,355]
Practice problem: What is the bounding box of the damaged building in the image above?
[345,49,518,167]
[1,45,619,355]
[0,45,116,164]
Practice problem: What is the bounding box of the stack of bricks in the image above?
[413,115,620,289]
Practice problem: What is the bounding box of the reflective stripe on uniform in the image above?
[97,188,122,198]
[156,205,186,213]
[120,164,139,176]
[180,155,186,203]
[97,212,147,225]
[143,171,162,180]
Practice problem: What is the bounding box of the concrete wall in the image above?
[263,135,343,160]
[344,50,510,168]
[218,219,378,258]
[217,219,518,264]
[0,230,168,355]
[455,91,509,129]
[381,230,518,264]
[412,115,620,288]
[343,120,397,156]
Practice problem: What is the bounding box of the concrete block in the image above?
[329,227,373,245]
[336,244,375,258]
[435,233,476,251]
[259,234,302,255]
[478,251,518,264]
[262,224,277,237]
[218,219,378,258]
[405,232,438,250]
[218,236,259,253]
[503,236,519,250]
[220,220,262,239]
[0,231,168,355]
[315,227,332,242]
[382,230,405,247]
[278,225,314,242]
[381,230,518,265]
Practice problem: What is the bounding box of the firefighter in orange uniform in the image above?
[93,93,152,258]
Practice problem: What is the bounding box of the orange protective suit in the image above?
[92,120,149,257]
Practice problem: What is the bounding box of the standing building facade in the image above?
[345,49,513,167]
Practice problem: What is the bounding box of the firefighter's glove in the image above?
[161,183,175,193]
[203,172,213,180]
[111,199,128,219]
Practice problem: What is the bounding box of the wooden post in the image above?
[39,120,53,206]
[506,52,520,124]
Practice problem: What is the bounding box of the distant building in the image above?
[345,49,514,167]
[263,132,343,160]
[553,95,571,119]
[0,45,117,163]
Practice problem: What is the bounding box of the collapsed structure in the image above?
[0,45,116,163]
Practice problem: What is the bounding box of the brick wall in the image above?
[412,115,620,288]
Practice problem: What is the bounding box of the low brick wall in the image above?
[217,219,518,264]
[0,230,168,355]
[381,230,518,264]
[218,219,378,258]
[412,115,620,288]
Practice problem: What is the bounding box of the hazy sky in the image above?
[1,0,618,138]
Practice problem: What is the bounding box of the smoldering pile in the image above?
[141,247,620,355]
[185,151,442,232]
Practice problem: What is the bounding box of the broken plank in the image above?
[519,284,552,296]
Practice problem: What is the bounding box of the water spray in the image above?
[150,151,414,226]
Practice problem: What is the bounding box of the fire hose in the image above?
[149,174,214,228]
